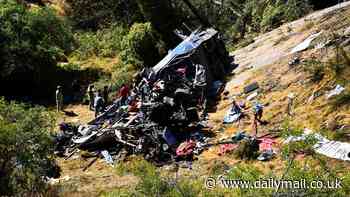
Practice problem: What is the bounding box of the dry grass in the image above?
[56,104,95,125]
[48,0,70,16]
[69,56,120,74]
[56,156,138,196]
[198,7,350,191]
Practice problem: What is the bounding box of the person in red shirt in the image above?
[118,84,129,105]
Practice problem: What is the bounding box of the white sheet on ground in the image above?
[284,132,350,161]
[314,139,350,161]
[326,84,345,99]
[291,32,322,53]
[247,92,258,101]
[223,112,241,124]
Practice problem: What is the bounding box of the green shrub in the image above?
[260,0,311,32]
[226,155,350,196]
[330,90,350,109]
[111,67,134,90]
[112,157,226,197]
[281,135,318,158]
[327,47,350,77]
[65,0,143,30]
[226,164,273,196]
[119,22,161,68]
[0,98,57,196]
[233,138,260,160]
[73,24,128,60]
[284,0,312,22]
[302,59,326,82]
[0,1,74,72]
[260,3,286,31]
[115,158,174,196]
[280,123,318,158]
[0,0,74,100]
[207,160,229,176]
[280,120,304,139]
[110,156,350,196]
[301,48,349,84]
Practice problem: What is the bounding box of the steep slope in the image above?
[205,1,350,160]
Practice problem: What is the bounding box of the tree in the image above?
[65,0,143,30]
[0,98,58,196]
[0,0,74,101]
[119,22,161,68]
[136,0,181,48]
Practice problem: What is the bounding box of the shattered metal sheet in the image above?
[152,28,218,74]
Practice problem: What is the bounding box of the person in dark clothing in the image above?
[54,122,77,156]
[87,85,95,111]
[251,102,265,136]
[231,100,243,114]
[103,85,109,106]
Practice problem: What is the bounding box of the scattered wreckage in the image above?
[53,28,235,168]
[56,27,349,170]
[284,129,350,161]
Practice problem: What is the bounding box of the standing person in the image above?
[231,99,245,127]
[286,93,295,116]
[118,84,129,105]
[94,90,105,117]
[56,85,63,112]
[252,102,264,136]
[87,85,95,111]
[103,85,109,106]
[231,100,243,114]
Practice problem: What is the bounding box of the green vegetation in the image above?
[302,59,326,82]
[119,22,162,68]
[280,123,318,158]
[301,45,350,83]
[281,135,318,158]
[136,0,181,48]
[0,0,74,100]
[108,157,226,197]
[330,91,350,109]
[329,47,350,78]
[227,159,350,196]
[72,24,128,60]
[0,0,339,102]
[260,0,311,31]
[172,0,312,42]
[65,0,143,30]
[106,152,350,197]
[0,98,57,196]
[76,22,163,93]
[233,139,260,160]
[1,0,349,196]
